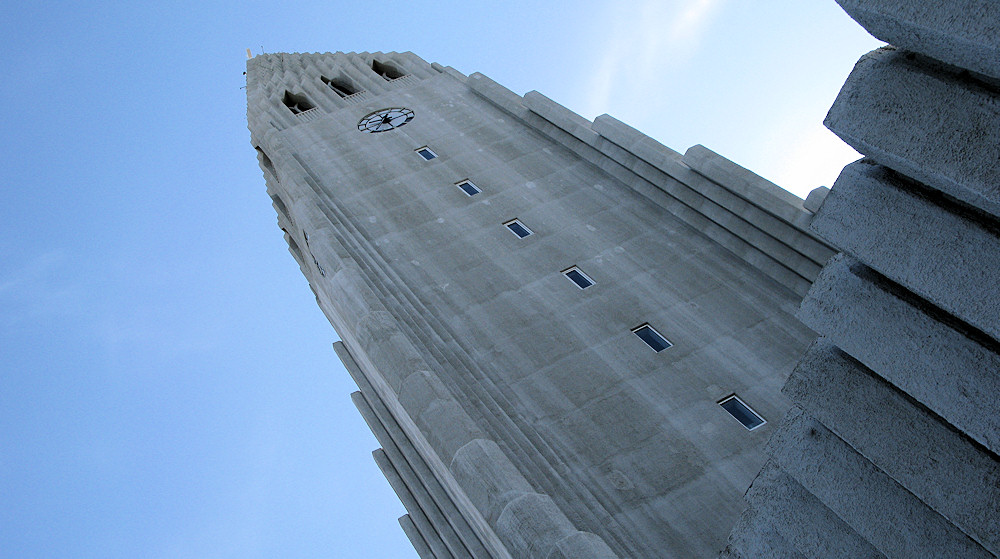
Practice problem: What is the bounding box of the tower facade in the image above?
[246,51,832,558]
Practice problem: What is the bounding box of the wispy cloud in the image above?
[585,0,725,116]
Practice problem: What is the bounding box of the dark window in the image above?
[719,395,765,430]
[416,147,437,160]
[456,180,480,196]
[563,267,594,289]
[321,76,359,97]
[504,219,533,238]
[282,91,315,114]
[372,59,405,80]
[632,324,672,352]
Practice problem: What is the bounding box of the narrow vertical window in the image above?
[415,147,437,160]
[719,395,766,430]
[562,266,594,289]
[632,324,672,352]
[504,219,533,238]
[456,180,481,196]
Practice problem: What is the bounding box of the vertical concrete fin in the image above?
[835,0,1000,80]
[369,446,456,559]
[824,47,1000,218]
[338,343,505,559]
[400,514,441,559]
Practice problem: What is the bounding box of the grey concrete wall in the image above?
[468,82,835,298]
[247,51,823,558]
[724,2,1000,557]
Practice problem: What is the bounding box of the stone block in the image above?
[836,0,1000,80]
[825,47,1000,218]
[495,493,616,559]
[591,114,682,170]
[398,370,486,463]
[466,73,531,121]
[812,160,1000,341]
[743,461,883,558]
[682,145,813,231]
[545,531,619,559]
[799,254,1000,454]
[785,341,1000,555]
[770,408,991,558]
[721,505,806,559]
[802,186,829,214]
[449,439,535,525]
[523,90,600,144]
[437,65,469,83]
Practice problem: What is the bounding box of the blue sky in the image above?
[0,2,879,557]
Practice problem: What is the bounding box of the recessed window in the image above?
[321,76,360,98]
[719,395,766,430]
[562,266,594,289]
[416,147,437,161]
[372,59,405,80]
[504,219,533,238]
[282,91,315,114]
[456,180,481,196]
[632,324,672,352]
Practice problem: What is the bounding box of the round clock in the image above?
[357,107,414,133]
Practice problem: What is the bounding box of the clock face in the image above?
[358,107,414,133]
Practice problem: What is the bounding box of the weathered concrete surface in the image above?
[742,462,884,558]
[825,47,1000,218]
[801,186,829,214]
[812,160,1000,342]
[338,342,513,559]
[249,50,822,558]
[398,370,487,462]
[723,5,1000,559]
[681,145,814,232]
[720,505,806,559]
[769,409,992,559]
[836,0,1000,80]
[495,493,617,559]
[799,254,1000,455]
[488,79,833,297]
[785,342,1000,555]
[372,447,459,559]
[400,514,439,559]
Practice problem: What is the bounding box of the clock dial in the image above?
[358,107,414,133]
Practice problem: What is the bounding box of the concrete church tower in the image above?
[245,51,832,558]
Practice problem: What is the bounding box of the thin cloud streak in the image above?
[585,0,725,116]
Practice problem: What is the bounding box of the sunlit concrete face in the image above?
[247,51,827,558]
